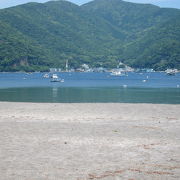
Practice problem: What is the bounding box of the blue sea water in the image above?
[0,72,180,103]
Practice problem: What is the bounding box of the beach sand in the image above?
[0,102,180,180]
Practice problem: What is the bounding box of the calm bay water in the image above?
[0,72,180,103]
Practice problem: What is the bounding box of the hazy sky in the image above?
[0,0,180,9]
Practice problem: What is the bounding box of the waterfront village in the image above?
[49,61,179,75]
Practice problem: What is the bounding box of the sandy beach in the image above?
[0,102,180,180]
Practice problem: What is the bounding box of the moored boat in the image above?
[165,69,177,76]
[43,73,49,78]
[110,69,127,76]
[50,74,64,82]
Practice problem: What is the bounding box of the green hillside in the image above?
[0,0,180,71]
[83,0,180,70]
[123,17,180,70]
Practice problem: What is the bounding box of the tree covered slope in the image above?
[0,0,180,71]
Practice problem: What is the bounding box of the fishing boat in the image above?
[50,74,64,82]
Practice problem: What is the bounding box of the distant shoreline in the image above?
[0,101,180,105]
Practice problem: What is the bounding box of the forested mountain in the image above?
[0,0,180,71]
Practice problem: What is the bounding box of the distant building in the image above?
[81,64,89,71]
[49,68,61,72]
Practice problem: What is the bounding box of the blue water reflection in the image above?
[0,72,180,88]
[0,72,180,103]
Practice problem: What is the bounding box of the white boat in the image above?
[165,69,177,76]
[51,74,58,79]
[110,69,127,76]
[43,73,49,78]
[50,74,64,82]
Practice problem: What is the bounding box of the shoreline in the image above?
[0,102,180,179]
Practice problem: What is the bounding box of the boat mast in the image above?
[65,60,68,72]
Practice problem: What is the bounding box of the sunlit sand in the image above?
[0,102,180,179]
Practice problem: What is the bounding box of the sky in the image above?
[0,0,180,9]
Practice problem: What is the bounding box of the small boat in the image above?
[51,74,58,79]
[110,70,127,76]
[50,74,64,82]
[165,69,177,76]
[111,71,122,76]
[166,71,175,76]
[43,73,49,78]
